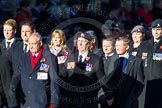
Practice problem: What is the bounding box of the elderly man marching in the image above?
[10,32,59,108]
[59,31,108,108]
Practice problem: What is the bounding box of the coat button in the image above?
[27,90,30,94]
[29,77,32,79]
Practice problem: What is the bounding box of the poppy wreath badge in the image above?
[160,45,162,50]
[40,57,46,62]
[64,51,69,56]
[85,57,90,61]
[142,52,147,60]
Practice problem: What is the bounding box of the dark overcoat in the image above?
[59,51,107,108]
[138,38,162,108]
[107,55,144,108]
[10,49,60,108]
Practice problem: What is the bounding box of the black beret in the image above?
[151,19,162,28]
[131,25,145,33]
[76,32,92,41]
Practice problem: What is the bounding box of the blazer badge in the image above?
[132,51,137,56]
[67,62,75,69]
[86,63,93,71]
[142,52,147,59]
[153,53,162,61]
[40,63,49,72]
[57,56,67,64]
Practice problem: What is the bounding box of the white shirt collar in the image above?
[105,52,114,57]
[78,51,88,62]
[23,41,28,45]
[33,53,39,57]
[6,38,15,43]
[23,41,29,52]
[154,39,160,43]
[5,38,15,47]
[119,52,129,59]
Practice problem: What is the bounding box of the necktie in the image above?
[78,55,83,64]
[77,55,86,70]
[118,57,128,73]
[118,57,124,71]
[24,44,28,53]
[33,54,36,58]
[6,42,11,49]
[154,41,158,48]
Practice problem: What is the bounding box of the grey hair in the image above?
[30,32,42,41]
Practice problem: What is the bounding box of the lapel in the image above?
[32,53,43,73]
[13,39,16,44]
[104,56,109,73]
[102,55,107,64]
[124,55,135,74]
[104,54,118,76]
[1,40,6,48]
[139,39,153,61]
[113,54,119,69]
[149,38,154,51]
[25,53,33,75]
[74,52,78,62]
[83,51,92,64]
[154,38,162,52]
[29,51,44,75]
[19,42,24,53]
[11,39,18,48]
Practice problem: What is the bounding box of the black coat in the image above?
[138,38,162,108]
[106,55,144,108]
[103,54,118,76]
[0,39,19,53]
[0,46,17,107]
[7,41,28,108]
[7,41,24,71]
[10,49,60,108]
[129,41,145,57]
[59,51,107,108]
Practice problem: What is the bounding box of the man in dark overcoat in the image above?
[0,19,19,54]
[59,32,108,108]
[10,32,59,108]
[0,45,17,108]
[105,36,144,108]
[7,21,36,72]
[138,19,162,108]
[6,21,36,108]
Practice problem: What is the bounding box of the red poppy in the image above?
[89,45,94,50]
[160,45,162,49]
[64,51,69,56]
[85,57,90,61]
[40,57,45,62]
